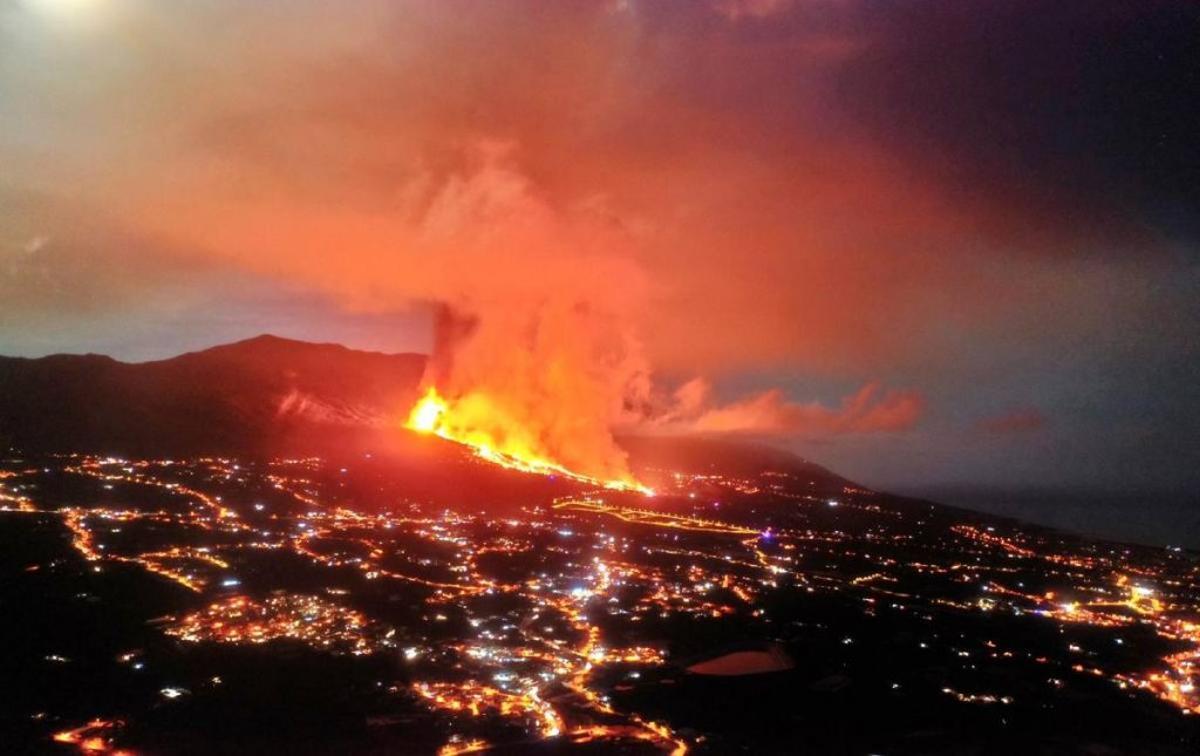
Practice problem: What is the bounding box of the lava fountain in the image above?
[405,387,653,495]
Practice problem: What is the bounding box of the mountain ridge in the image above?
[0,334,427,456]
[0,335,851,493]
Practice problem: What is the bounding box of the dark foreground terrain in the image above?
[2,439,1199,755]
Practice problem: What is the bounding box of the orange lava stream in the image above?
[405,388,654,496]
[553,497,756,535]
[52,719,130,755]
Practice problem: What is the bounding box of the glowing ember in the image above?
[405,387,653,495]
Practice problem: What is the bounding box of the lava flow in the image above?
[405,387,653,495]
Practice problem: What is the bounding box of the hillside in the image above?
[0,335,426,456]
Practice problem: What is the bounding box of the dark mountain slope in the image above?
[0,335,426,456]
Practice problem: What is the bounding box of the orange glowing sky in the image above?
[2,1,1197,503]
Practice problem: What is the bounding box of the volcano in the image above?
[0,335,850,495]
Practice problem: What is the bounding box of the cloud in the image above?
[4,0,1188,375]
[712,0,794,21]
[0,0,1195,486]
[650,379,925,437]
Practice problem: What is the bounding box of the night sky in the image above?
[2,1,1198,533]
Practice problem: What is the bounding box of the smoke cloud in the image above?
[392,149,924,479]
[10,1,1190,489]
[650,379,924,437]
[399,150,922,479]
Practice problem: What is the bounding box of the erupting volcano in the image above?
[404,387,654,495]
[5,1,1197,753]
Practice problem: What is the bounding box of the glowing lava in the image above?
[405,387,653,495]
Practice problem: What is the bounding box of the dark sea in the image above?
[905,487,1200,551]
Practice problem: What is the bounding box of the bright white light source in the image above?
[24,0,110,28]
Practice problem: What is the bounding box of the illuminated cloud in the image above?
[1,1,1196,490]
[712,0,794,21]
[651,379,924,438]
[2,1,1188,374]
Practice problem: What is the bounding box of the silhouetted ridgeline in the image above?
[0,335,426,456]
